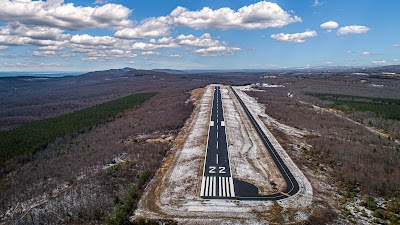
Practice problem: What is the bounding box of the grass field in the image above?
[307,93,400,121]
[0,93,155,166]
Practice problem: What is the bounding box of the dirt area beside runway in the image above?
[134,85,313,224]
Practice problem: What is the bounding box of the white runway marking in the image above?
[209,176,213,196]
[205,176,209,196]
[218,177,222,197]
[210,121,214,127]
[201,176,218,197]
[222,176,226,197]
[200,176,205,197]
[200,176,235,197]
[213,177,216,196]
[229,176,236,197]
[225,177,230,196]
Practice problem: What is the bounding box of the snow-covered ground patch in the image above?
[233,86,313,209]
[135,85,314,224]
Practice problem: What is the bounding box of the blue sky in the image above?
[0,0,399,71]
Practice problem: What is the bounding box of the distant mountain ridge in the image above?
[152,65,400,74]
[1,64,399,79]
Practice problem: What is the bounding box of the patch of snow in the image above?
[252,83,285,88]
[233,86,313,209]
[103,153,127,169]
[135,85,314,223]
[369,84,384,87]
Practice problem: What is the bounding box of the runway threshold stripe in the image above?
[222,176,226,197]
[213,177,216,196]
[209,176,213,196]
[219,177,222,197]
[225,177,230,197]
[229,176,235,197]
[200,176,205,197]
[205,177,209,197]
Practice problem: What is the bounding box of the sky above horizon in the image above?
[0,0,399,72]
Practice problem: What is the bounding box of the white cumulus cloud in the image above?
[169,54,181,58]
[37,45,65,51]
[0,0,132,30]
[1,62,64,67]
[320,21,339,29]
[170,1,301,30]
[372,60,387,65]
[0,35,29,46]
[82,57,104,62]
[0,23,68,41]
[149,37,175,45]
[33,51,57,57]
[176,33,220,47]
[271,30,317,43]
[195,46,241,56]
[141,51,161,56]
[114,17,170,39]
[80,49,137,61]
[0,33,67,47]
[337,26,370,35]
[361,52,370,56]
[0,23,69,48]
[70,34,116,46]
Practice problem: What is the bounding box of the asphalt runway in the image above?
[200,86,299,200]
[200,86,235,198]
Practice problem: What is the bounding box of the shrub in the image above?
[361,196,377,211]
[372,209,386,219]
[106,170,153,225]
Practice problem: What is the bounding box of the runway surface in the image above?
[200,86,299,200]
[200,86,235,198]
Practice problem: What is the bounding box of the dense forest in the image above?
[0,93,155,166]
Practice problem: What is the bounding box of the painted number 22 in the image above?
[209,166,226,174]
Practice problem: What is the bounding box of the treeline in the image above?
[306,93,400,121]
[0,93,155,166]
